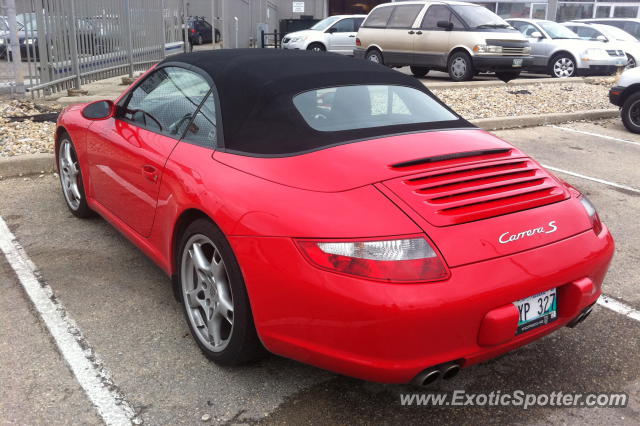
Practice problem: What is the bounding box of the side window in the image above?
[182,92,217,147]
[421,5,452,30]
[387,5,424,29]
[333,18,355,33]
[354,17,364,31]
[515,23,541,38]
[122,67,211,136]
[362,6,393,28]
[575,26,601,40]
[450,13,464,30]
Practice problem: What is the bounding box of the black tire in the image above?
[307,42,325,52]
[57,133,94,218]
[177,218,266,366]
[549,53,577,78]
[410,66,429,78]
[621,91,640,134]
[365,48,384,65]
[495,71,521,83]
[447,51,474,82]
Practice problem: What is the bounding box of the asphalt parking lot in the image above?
[1,119,639,425]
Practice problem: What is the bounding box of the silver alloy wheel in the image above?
[181,234,234,352]
[312,46,322,52]
[627,56,636,69]
[451,57,467,79]
[368,53,380,63]
[59,139,82,211]
[553,57,575,78]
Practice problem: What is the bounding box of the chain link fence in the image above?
[0,0,186,98]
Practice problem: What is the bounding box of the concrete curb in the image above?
[471,109,619,131]
[0,109,619,179]
[426,76,613,90]
[0,153,56,179]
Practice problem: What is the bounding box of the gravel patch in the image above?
[431,77,617,120]
[0,99,60,157]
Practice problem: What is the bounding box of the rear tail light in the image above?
[355,38,361,47]
[297,236,449,283]
[579,196,603,235]
[556,177,604,235]
[190,28,196,34]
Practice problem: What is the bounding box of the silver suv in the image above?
[507,19,627,78]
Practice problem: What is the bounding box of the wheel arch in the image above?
[548,50,577,68]
[620,85,640,106]
[54,126,69,170]
[306,41,326,50]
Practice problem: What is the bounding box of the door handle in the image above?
[408,30,415,35]
[348,35,355,37]
[416,31,423,35]
[142,165,158,183]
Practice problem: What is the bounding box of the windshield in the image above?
[539,21,578,39]
[450,5,511,29]
[595,24,637,42]
[293,85,457,132]
[310,16,342,31]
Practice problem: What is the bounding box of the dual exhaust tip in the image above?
[567,304,595,328]
[412,362,461,387]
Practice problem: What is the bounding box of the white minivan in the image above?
[282,15,366,55]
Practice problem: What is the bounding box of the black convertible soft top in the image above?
[160,49,473,156]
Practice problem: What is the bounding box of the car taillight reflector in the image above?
[579,196,603,235]
[356,38,361,47]
[297,237,449,283]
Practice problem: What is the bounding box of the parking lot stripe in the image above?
[0,217,136,426]
[598,295,640,322]
[549,125,640,147]
[542,165,640,194]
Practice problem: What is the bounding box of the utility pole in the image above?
[4,0,25,95]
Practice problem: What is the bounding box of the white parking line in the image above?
[542,165,640,194]
[598,295,640,322]
[0,217,136,426]
[549,125,640,147]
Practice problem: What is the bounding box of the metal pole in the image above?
[234,16,238,49]
[161,0,166,59]
[124,0,134,77]
[5,0,24,95]
[68,0,81,89]
[182,0,189,53]
[219,0,224,49]
[211,0,215,50]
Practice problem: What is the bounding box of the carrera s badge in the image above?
[499,221,558,244]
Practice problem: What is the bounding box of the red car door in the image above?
[85,66,213,237]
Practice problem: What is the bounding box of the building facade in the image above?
[186,1,640,49]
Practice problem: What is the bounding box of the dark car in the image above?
[187,16,220,45]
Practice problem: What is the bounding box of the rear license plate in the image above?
[514,288,557,334]
[512,58,523,67]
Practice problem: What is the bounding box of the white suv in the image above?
[282,15,366,55]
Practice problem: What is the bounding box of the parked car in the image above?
[574,18,640,41]
[354,1,532,82]
[609,66,640,133]
[55,49,614,384]
[282,14,366,54]
[507,19,627,77]
[187,16,221,45]
[563,22,640,69]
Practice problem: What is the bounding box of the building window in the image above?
[557,3,595,22]
[497,3,531,19]
[328,0,388,16]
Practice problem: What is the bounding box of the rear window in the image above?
[293,85,458,132]
[387,5,424,28]
[362,6,393,28]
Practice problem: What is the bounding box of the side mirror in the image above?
[437,20,453,31]
[327,27,337,34]
[82,100,115,120]
[596,34,608,42]
[530,31,543,39]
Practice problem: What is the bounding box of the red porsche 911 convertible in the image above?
[55,49,614,385]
